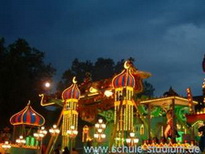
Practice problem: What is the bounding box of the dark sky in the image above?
[1,0,205,96]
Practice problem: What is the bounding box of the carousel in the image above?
[37,60,203,153]
[2,59,204,153]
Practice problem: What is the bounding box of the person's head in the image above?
[64,147,69,151]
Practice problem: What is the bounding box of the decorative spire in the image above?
[124,60,130,69]
[27,100,31,106]
[112,61,135,88]
[72,76,77,84]
[10,102,45,126]
[62,77,81,100]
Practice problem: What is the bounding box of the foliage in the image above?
[57,57,155,97]
[0,38,56,127]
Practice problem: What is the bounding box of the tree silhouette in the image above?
[58,57,155,97]
[0,38,56,127]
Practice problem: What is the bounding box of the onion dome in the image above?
[112,61,135,88]
[62,77,81,100]
[10,101,45,126]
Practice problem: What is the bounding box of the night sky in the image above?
[1,0,205,96]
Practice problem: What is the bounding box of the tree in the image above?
[93,58,115,81]
[58,57,155,97]
[0,38,56,127]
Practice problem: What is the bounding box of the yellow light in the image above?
[89,87,98,93]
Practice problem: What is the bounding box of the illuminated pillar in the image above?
[61,77,80,149]
[112,61,135,146]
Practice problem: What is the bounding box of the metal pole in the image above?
[70,138,73,153]
[40,139,42,154]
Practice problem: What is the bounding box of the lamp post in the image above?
[126,132,139,147]
[49,124,60,153]
[49,124,60,136]
[67,125,78,153]
[2,141,11,154]
[16,135,26,147]
[34,126,47,154]
[94,119,106,143]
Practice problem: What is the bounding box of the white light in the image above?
[49,129,54,133]
[101,134,106,138]
[101,124,106,129]
[97,129,103,133]
[98,119,103,123]
[16,135,26,145]
[70,126,75,129]
[95,124,100,128]
[49,125,60,135]
[45,82,51,88]
[104,90,113,97]
[130,132,135,137]
[126,138,131,143]
[94,134,99,138]
[134,138,139,143]
[56,129,60,134]
[73,130,78,135]
[43,130,47,134]
[16,139,20,143]
[2,141,11,149]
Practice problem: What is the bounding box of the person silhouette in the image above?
[62,147,70,154]
[198,122,205,152]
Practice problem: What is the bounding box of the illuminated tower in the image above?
[61,77,80,148]
[112,61,135,145]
